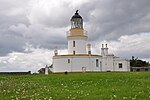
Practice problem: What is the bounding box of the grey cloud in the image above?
[0,37,25,56]
[0,46,53,72]
[0,0,72,55]
[0,0,150,72]
[116,51,150,60]
[0,23,67,56]
[27,0,73,28]
[83,0,150,41]
[0,0,150,57]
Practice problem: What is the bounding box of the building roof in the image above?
[53,54,102,58]
[71,10,82,19]
[131,67,150,69]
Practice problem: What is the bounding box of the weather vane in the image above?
[76,10,79,13]
[75,10,79,14]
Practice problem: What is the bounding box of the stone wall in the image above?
[0,71,31,75]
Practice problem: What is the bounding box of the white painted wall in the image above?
[101,56,114,71]
[53,57,71,72]
[52,55,130,72]
[114,58,130,71]
[68,37,87,54]
[53,56,92,72]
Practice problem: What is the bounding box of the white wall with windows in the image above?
[52,55,130,72]
[53,56,97,72]
[68,37,87,54]
[114,58,130,71]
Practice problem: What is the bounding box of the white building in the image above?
[52,10,130,72]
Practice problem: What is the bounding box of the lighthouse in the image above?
[52,10,130,72]
[67,10,87,54]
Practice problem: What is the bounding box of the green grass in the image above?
[0,72,150,100]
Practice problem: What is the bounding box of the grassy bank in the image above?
[0,72,150,100]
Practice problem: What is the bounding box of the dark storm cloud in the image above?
[0,23,67,56]
[0,0,150,56]
[0,0,72,56]
[82,0,150,41]
[0,0,150,72]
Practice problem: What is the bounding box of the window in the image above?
[96,59,99,67]
[88,51,91,54]
[137,69,140,72]
[100,61,102,71]
[68,59,70,63]
[119,63,122,68]
[73,41,75,47]
[145,69,148,71]
[73,51,75,55]
[82,67,86,72]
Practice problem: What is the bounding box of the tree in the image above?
[130,56,150,67]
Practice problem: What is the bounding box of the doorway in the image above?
[82,67,86,72]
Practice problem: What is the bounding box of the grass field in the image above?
[0,72,150,100]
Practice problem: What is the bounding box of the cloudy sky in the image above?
[0,0,150,72]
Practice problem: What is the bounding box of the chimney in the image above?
[54,46,58,56]
[101,44,105,56]
[104,44,108,55]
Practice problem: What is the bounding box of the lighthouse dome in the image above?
[71,10,82,19]
[71,10,83,29]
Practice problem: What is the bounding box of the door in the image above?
[100,61,102,71]
[82,67,86,72]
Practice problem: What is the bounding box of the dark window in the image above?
[88,51,91,54]
[73,51,75,54]
[73,41,75,47]
[96,59,99,67]
[68,59,70,63]
[119,63,122,68]
[137,69,140,72]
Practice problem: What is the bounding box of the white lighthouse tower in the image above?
[67,10,87,54]
[52,10,130,72]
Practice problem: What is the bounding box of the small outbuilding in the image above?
[131,67,150,72]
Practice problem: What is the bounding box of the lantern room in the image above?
[71,10,83,29]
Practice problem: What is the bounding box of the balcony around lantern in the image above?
[67,29,87,37]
